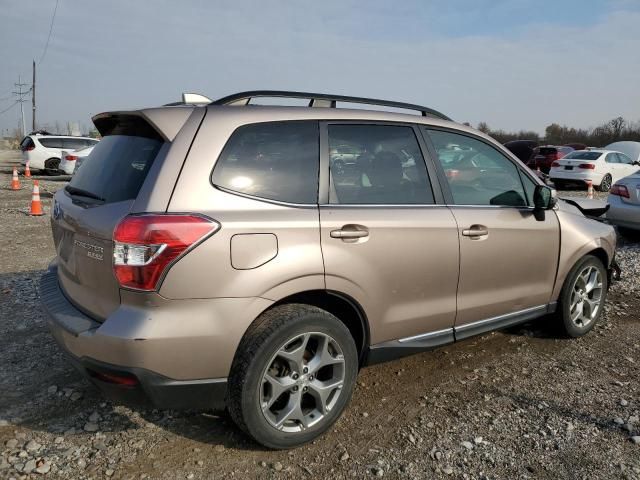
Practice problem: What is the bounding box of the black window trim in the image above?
[319,120,445,207]
[419,125,542,209]
[209,119,321,208]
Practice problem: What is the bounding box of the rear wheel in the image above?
[227,304,358,449]
[44,157,61,175]
[556,255,607,338]
[598,174,612,192]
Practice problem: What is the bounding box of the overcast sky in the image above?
[1,0,639,135]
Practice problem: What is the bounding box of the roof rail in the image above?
[211,90,452,121]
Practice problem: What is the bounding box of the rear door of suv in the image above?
[422,127,560,338]
[319,122,459,346]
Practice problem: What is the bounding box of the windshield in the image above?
[564,151,602,160]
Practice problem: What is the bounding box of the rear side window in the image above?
[38,137,64,148]
[68,116,163,204]
[328,124,434,204]
[211,121,319,204]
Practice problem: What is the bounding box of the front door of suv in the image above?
[319,123,459,347]
[422,128,560,339]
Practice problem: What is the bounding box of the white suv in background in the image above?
[20,134,99,174]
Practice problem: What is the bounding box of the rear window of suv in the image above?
[66,116,163,204]
[211,121,319,204]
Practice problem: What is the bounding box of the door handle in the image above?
[330,225,369,239]
[461,225,489,237]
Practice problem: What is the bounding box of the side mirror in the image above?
[633,161,640,166]
[533,185,557,210]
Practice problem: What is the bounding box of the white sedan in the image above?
[59,145,95,175]
[549,149,640,192]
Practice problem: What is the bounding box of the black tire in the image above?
[556,255,607,338]
[598,174,612,192]
[44,157,61,175]
[227,304,358,449]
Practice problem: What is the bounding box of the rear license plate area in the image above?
[564,166,573,170]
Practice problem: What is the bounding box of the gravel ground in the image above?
[0,147,639,480]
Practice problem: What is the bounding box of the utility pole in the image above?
[13,75,30,137]
[32,60,36,131]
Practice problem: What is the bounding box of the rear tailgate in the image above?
[51,114,168,320]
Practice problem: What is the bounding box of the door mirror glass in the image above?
[533,185,557,210]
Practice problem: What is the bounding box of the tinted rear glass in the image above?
[211,121,319,204]
[537,147,557,156]
[63,138,91,150]
[67,134,162,204]
[564,151,602,160]
[20,137,35,150]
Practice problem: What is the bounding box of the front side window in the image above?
[328,124,433,204]
[426,129,527,207]
[211,121,319,204]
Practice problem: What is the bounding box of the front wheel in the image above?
[556,255,607,338]
[227,304,358,449]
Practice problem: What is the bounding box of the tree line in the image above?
[470,117,640,147]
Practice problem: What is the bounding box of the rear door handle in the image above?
[330,225,369,239]
[461,225,489,237]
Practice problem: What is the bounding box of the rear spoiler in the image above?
[92,107,194,142]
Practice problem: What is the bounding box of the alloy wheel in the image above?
[569,265,603,328]
[260,332,345,433]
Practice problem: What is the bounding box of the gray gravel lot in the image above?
[0,147,639,479]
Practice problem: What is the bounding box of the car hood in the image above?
[604,141,640,162]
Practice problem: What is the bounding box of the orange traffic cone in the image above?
[11,167,20,190]
[30,181,44,216]
[586,180,594,199]
[24,162,31,178]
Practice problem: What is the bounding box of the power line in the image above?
[0,101,20,115]
[39,0,60,65]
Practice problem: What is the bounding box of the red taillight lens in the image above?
[610,184,630,198]
[25,145,35,151]
[578,163,596,169]
[65,155,78,161]
[113,214,219,291]
[445,169,460,179]
[551,161,560,168]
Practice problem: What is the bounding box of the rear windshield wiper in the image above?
[64,185,105,202]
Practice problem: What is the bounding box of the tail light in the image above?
[65,155,78,161]
[551,161,560,168]
[24,145,35,152]
[446,169,460,179]
[610,184,630,198]
[578,163,596,169]
[88,369,139,387]
[113,214,220,291]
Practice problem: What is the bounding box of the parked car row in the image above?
[20,132,98,174]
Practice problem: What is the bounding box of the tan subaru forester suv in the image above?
[41,91,617,449]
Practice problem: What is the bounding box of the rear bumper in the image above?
[40,264,235,410]
[549,170,604,184]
